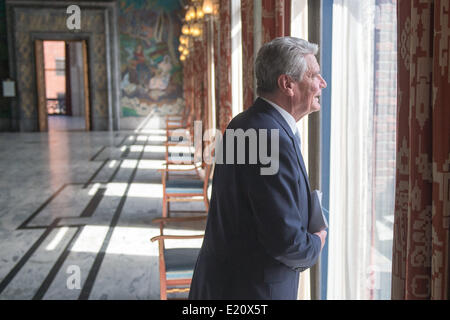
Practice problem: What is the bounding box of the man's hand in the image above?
[314,230,327,250]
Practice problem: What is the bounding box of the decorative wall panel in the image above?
[6,1,119,131]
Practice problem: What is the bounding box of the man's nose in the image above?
[319,75,327,89]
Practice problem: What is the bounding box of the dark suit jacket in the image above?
[189,98,321,300]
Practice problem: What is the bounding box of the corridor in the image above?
[0,117,205,300]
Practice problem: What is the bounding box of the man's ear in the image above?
[277,75,295,97]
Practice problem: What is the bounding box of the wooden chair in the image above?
[164,131,197,168]
[165,99,191,123]
[165,107,198,168]
[151,216,206,300]
[158,161,214,218]
[165,104,194,143]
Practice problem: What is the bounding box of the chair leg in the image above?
[157,238,168,300]
[204,196,210,213]
[162,195,167,218]
[160,285,167,300]
[167,201,171,218]
[159,272,167,300]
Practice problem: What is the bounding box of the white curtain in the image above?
[231,0,243,116]
[328,0,376,300]
[290,0,311,300]
[328,0,397,300]
[291,0,310,171]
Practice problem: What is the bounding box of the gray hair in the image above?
[255,37,318,95]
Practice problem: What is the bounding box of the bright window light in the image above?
[137,160,165,170]
[106,226,159,257]
[120,159,138,169]
[71,225,109,253]
[46,227,69,251]
[136,135,148,142]
[231,0,243,116]
[88,183,101,196]
[143,145,165,153]
[65,226,203,257]
[129,145,144,152]
[147,135,166,142]
[139,129,166,135]
[127,183,163,198]
[104,183,128,197]
[164,145,192,153]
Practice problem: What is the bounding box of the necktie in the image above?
[294,129,311,215]
[294,129,302,150]
[294,129,309,181]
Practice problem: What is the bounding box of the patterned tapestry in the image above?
[392,0,450,300]
[217,0,232,133]
[182,21,208,132]
[261,0,291,44]
[213,16,220,128]
[118,0,184,117]
[241,0,254,110]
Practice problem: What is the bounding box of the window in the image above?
[231,0,243,116]
[327,0,397,300]
[43,41,66,115]
[290,0,311,300]
[55,57,66,76]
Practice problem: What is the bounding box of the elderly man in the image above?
[189,37,328,300]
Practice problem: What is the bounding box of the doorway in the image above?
[35,40,90,131]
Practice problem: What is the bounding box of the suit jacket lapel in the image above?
[254,98,312,192]
[292,136,311,192]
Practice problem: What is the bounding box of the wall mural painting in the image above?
[119,0,184,117]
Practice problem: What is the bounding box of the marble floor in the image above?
[0,116,206,300]
[48,115,86,132]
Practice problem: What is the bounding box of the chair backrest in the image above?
[151,217,206,300]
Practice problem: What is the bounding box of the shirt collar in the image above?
[260,97,298,135]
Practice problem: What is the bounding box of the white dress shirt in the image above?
[260,97,300,145]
